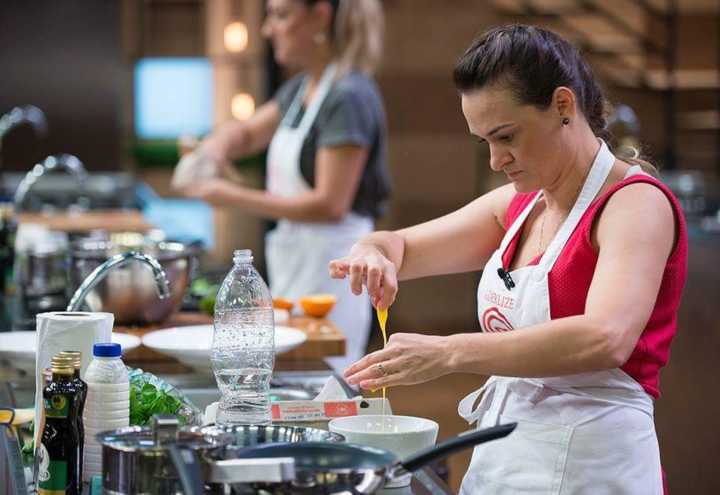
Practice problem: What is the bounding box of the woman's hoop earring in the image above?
[562,117,570,126]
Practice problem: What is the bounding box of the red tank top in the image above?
[501,174,688,398]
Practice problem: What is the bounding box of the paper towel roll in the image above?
[34,311,114,447]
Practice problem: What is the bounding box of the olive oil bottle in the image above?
[58,351,87,488]
[37,354,81,495]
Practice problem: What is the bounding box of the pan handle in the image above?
[208,457,296,484]
[167,444,205,495]
[400,422,517,473]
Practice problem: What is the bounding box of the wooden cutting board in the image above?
[17,209,153,233]
[114,312,346,363]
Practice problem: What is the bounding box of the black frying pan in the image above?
[230,422,517,494]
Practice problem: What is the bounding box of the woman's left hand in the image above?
[344,333,453,390]
[181,178,239,206]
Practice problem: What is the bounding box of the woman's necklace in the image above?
[538,167,590,254]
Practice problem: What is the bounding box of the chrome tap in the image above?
[66,251,171,312]
[0,105,48,159]
[14,154,88,211]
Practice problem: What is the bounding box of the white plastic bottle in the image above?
[81,342,129,482]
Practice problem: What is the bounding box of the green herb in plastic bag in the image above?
[128,369,201,426]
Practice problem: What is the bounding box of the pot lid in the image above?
[98,415,232,453]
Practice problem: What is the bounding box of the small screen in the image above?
[134,57,213,139]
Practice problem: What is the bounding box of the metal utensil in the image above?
[99,416,232,495]
[231,422,517,494]
[201,424,345,451]
[68,238,196,324]
[99,418,343,494]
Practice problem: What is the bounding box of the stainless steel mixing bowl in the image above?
[68,238,197,325]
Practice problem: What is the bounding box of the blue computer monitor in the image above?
[134,57,213,140]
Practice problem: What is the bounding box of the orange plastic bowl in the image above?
[298,294,337,318]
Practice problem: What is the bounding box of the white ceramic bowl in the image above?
[141,324,307,370]
[0,332,141,374]
[328,415,439,459]
[328,415,439,488]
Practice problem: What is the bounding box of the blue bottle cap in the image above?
[93,342,121,357]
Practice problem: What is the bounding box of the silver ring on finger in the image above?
[376,362,388,377]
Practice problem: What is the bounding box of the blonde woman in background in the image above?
[177,0,391,371]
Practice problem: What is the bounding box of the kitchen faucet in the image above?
[0,105,48,164]
[66,251,171,312]
[13,154,88,211]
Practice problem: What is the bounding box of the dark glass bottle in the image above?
[37,355,80,495]
[58,350,87,488]
[0,203,17,326]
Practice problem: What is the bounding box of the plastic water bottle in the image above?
[212,249,275,425]
[81,343,129,482]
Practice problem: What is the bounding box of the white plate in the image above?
[142,324,307,370]
[0,332,141,374]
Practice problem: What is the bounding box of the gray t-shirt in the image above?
[274,71,391,218]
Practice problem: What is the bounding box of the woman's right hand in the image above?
[329,243,398,310]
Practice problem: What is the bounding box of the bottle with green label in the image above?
[37,354,80,495]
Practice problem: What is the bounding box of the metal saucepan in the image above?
[99,416,233,495]
[229,422,517,494]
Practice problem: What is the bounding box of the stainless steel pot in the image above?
[99,416,233,495]
[68,237,196,324]
[99,417,345,495]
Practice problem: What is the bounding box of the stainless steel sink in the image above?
[159,371,326,412]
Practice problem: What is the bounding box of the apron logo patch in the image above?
[482,307,514,333]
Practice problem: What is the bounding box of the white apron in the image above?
[459,141,663,494]
[265,63,372,371]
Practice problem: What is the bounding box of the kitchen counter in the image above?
[17,209,153,233]
[115,311,346,363]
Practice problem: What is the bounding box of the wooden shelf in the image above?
[647,0,720,14]
[492,0,720,90]
[678,110,720,130]
[646,69,720,90]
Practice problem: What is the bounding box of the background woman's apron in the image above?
[265,64,372,371]
[459,141,662,494]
